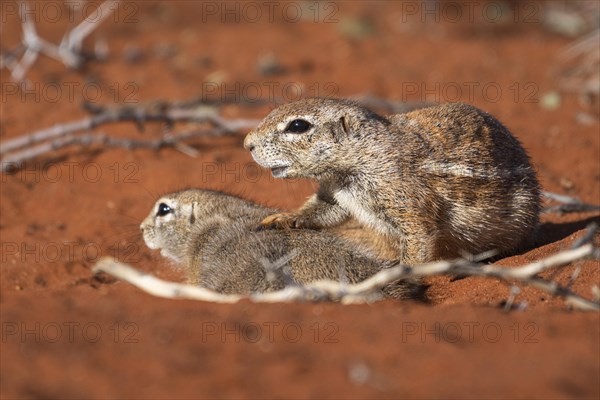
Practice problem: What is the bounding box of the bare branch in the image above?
[1,102,259,155]
[543,203,600,214]
[0,123,262,173]
[59,0,120,68]
[557,27,600,96]
[571,222,599,249]
[94,258,243,303]
[542,191,600,214]
[559,30,600,63]
[93,239,600,310]
[543,191,583,203]
[0,102,260,171]
[6,0,120,82]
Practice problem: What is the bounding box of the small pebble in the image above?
[123,44,145,64]
[257,53,286,76]
[540,92,561,110]
[337,16,374,40]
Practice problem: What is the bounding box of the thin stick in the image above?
[94,258,242,303]
[542,191,600,214]
[0,103,259,156]
[93,242,599,310]
[59,0,121,68]
[7,0,120,81]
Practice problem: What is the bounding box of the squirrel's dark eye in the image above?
[285,119,312,133]
[156,203,172,217]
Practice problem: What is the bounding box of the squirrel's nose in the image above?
[243,135,255,152]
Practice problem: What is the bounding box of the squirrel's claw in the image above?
[259,213,299,230]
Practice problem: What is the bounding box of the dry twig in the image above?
[6,0,120,82]
[0,102,260,172]
[94,226,600,310]
[542,191,600,214]
[558,29,600,97]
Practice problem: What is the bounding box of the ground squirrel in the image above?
[244,98,541,264]
[140,189,419,299]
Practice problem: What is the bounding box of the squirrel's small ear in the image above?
[189,201,200,225]
[331,116,351,143]
[340,116,350,135]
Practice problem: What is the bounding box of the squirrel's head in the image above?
[244,98,389,179]
[140,189,235,263]
[140,190,205,263]
[140,189,272,263]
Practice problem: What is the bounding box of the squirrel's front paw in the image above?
[259,213,302,230]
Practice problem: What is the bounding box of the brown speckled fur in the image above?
[244,98,541,264]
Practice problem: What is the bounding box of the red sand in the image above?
[1,2,599,399]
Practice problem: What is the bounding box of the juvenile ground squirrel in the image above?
[140,189,418,298]
[244,98,541,264]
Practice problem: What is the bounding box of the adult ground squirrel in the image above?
[244,98,541,264]
[140,189,419,298]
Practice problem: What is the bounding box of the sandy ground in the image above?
[1,1,599,399]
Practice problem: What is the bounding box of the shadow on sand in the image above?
[537,215,600,247]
